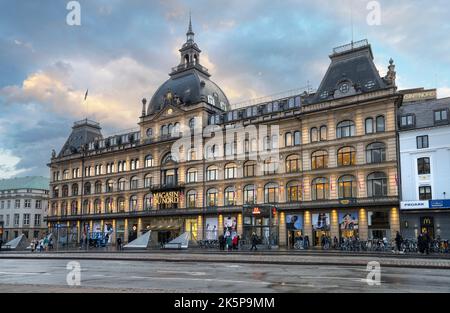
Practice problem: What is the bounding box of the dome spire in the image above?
[186,11,194,43]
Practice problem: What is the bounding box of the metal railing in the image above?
[332,39,369,55]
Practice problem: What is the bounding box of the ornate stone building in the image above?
[47,21,401,248]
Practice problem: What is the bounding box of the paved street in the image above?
[1,258,450,293]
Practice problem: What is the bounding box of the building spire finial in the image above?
[186,11,194,43]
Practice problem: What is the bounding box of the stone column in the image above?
[124,218,129,243]
[304,211,312,240]
[359,208,368,240]
[197,215,203,240]
[279,211,287,247]
[112,219,116,244]
[137,218,142,237]
[390,207,400,241]
[218,214,223,233]
[77,220,81,244]
[331,210,339,239]
[237,213,243,236]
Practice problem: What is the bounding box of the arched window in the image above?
[51,202,58,216]
[144,174,153,188]
[366,142,386,164]
[365,118,374,134]
[62,185,69,197]
[264,158,278,175]
[311,178,329,200]
[243,161,256,177]
[71,183,78,196]
[161,153,173,165]
[161,125,168,136]
[337,147,356,166]
[367,172,387,197]
[82,200,90,215]
[186,168,197,183]
[244,185,256,204]
[338,175,357,199]
[187,148,196,161]
[144,193,153,211]
[130,176,139,190]
[168,124,173,136]
[286,154,300,173]
[94,181,102,194]
[294,131,301,146]
[71,201,78,215]
[105,198,113,213]
[118,178,126,191]
[106,180,114,193]
[310,127,318,143]
[320,126,327,141]
[145,155,154,168]
[336,120,355,138]
[61,201,68,216]
[224,186,236,206]
[376,115,385,132]
[285,132,292,147]
[53,186,59,198]
[264,183,279,203]
[207,188,218,207]
[206,144,218,160]
[83,182,91,195]
[186,190,197,208]
[63,170,69,180]
[206,165,218,181]
[286,181,302,202]
[129,196,138,212]
[94,199,101,214]
[224,163,237,179]
[189,117,196,130]
[117,197,125,213]
[311,150,328,169]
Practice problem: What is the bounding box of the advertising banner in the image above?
[205,218,218,240]
[312,213,330,231]
[338,212,359,230]
[286,215,303,231]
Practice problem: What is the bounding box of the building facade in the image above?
[399,90,450,239]
[47,22,402,248]
[0,176,49,242]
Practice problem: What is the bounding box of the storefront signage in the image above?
[400,201,429,210]
[403,89,437,103]
[252,207,261,215]
[429,200,450,209]
[153,191,179,205]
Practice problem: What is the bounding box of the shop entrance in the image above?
[420,216,435,239]
[314,230,331,246]
[157,230,179,245]
[288,230,303,248]
[243,205,278,247]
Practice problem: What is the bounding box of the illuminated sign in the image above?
[403,90,437,103]
[153,192,179,205]
[252,207,261,215]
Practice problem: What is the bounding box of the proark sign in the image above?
[400,201,429,210]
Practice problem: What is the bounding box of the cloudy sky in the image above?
[0,0,449,179]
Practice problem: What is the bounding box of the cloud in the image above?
[0,149,29,179]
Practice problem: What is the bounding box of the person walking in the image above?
[30,238,36,253]
[424,231,431,255]
[226,235,232,252]
[0,237,3,252]
[232,235,238,250]
[250,232,258,251]
[418,233,424,254]
[395,231,403,253]
[304,235,309,249]
[117,237,122,251]
[218,234,225,251]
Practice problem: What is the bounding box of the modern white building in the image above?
[0,176,50,242]
[398,89,450,239]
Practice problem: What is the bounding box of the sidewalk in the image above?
[2,250,450,269]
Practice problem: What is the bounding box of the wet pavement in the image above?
[0,258,449,293]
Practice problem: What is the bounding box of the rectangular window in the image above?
[34,214,41,226]
[24,199,31,208]
[434,109,448,123]
[417,135,429,149]
[14,214,20,226]
[401,114,415,127]
[35,200,41,209]
[419,186,432,200]
[23,214,30,226]
[6,214,10,226]
[1,201,4,209]
[15,200,20,209]
[417,157,431,175]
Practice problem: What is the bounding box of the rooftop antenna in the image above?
[84,89,89,119]
[350,0,354,47]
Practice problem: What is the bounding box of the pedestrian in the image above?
[418,233,424,254]
[395,231,403,253]
[333,236,338,249]
[226,235,232,251]
[250,232,258,251]
[30,238,36,253]
[117,237,122,251]
[424,231,431,255]
[304,235,309,249]
[232,235,238,250]
[0,237,3,252]
[236,235,240,250]
[218,234,225,251]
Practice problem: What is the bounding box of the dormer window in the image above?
[320,91,329,99]
[365,80,376,89]
[400,114,415,128]
[339,82,350,94]
[207,95,215,106]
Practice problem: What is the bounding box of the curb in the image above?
[1,254,450,270]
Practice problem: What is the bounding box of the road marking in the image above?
[129,275,270,285]
[156,270,206,276]
[0,271,44,276]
